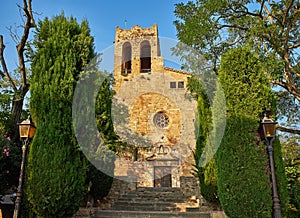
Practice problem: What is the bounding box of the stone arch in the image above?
[129,92,181,145]
[140,40,151,72]
[122,42,132,74]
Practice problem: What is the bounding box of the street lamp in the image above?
[13,116,36,218]
[260,115,281,218]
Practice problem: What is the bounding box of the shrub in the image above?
[216,46,288,217]
[0,132,21,195]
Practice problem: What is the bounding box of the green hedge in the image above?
[216,46,288,217]
[273,138,289,216]
[216,117,272,217]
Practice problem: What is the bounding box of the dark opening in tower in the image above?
[122,42,132,74]
[140,40,151,73]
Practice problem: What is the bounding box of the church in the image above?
[111,24,199,191]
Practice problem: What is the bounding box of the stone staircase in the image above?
[111,187,197,212]
[92,210,211,218]
[74,187,213,218]
[73,177,227,218]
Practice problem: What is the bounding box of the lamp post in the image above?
[260,115,281,218]
[13,117,36,218]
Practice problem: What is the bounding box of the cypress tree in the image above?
[26,14,95,217]
[95,77,118,151]
[216,46,288,217]
[71,59,120,205]
[187,74,219,204]
[87,76,118,202]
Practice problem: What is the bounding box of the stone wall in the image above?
[108,175,200,201]
[180,176,200,198]
[129,92,181,140]
[113,70,197,183]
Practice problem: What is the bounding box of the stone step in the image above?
[92,210,212,218]
[136,187,181,192]
[114,188,196,213]
[112,201,180,211]
[116,197,186,203]
[119,191,187,199]
[128,192,186,197]
[113,205,180,212]
[132,190,184,194]
[119,196,187,202]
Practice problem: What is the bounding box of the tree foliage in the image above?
[187,76,219,204]
[25,14,95,217]
[281,136,300,217]
[0,133,21,195]
[0,87,13,132]
[174,0,300,135]
[0,83,29,196]
[95,77,119,151]
[86,75,119,202]
[216,46,288,217]
[0,1,35,197]
[0,0,35,140]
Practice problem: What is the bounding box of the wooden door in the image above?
[154,166,172,187]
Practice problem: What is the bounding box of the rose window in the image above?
[153,112,169,129]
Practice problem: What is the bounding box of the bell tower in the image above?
[113,24,164,91]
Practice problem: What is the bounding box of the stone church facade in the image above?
[112,24,198,190]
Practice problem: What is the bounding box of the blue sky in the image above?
[0,0,188,71]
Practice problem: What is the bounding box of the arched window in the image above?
[122,42,132,74]
[140,41,151,72]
